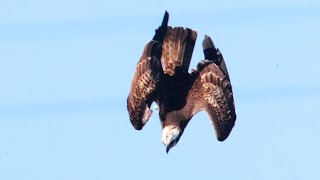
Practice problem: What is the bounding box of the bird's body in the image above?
[127,11,236,152]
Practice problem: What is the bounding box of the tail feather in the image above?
[161,27,197,75]
[173,27,186,67]
[182,29,197,71]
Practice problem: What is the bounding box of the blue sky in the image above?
[0,0,319,179]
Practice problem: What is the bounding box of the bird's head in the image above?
[161,125,183,153]
[160,110,191,153]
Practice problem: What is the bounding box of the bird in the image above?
[127,11,236,153]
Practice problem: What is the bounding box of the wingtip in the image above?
[217,136,227,142]
[162,11,169,27]
[153,11,169,42]
[165,10,169,16]
[216,120,236,142]
[130,120,144,130]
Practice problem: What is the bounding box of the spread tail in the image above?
[161,27,197,75]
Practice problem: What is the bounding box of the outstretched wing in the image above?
[127,41,163,130]
[188,36,236,141]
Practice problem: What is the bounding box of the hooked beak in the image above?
[163,140,176,154]
[166,146,170,154]
[161,125,181,154]
[163,141,170,154]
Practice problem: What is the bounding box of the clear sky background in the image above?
[0,0,319,179]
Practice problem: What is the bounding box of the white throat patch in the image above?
[161,126,180,146]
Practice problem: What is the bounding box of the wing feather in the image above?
[188,62,236,141]
[127,41,163,130]
[203,35,230,79]
[187,35,236,141]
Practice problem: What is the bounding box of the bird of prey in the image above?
[127,11,236,153]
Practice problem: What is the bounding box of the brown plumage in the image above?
[161,26,197,75]
[127,11,236,152]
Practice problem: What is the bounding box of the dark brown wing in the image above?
[161,27,197,75]
[127,41,163,130]
[188,62,236,141]
[187,36,236,141]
